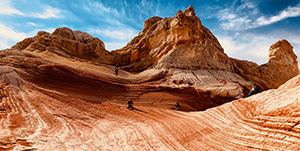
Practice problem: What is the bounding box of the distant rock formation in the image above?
[12,27,108,61]
[232,39,299,89]
[266,39,299,87]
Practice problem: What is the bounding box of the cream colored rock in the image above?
[114,6,233,72]
[232,39,299,89]
[264,39,299,87]
[162,69,250,98]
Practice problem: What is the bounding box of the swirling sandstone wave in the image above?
[1,63,300,150]
[1,5,300,151]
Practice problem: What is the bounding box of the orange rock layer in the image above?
[1,63,300,150]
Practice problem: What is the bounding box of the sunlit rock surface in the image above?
[1,5,300,151]
[232,39,299,89]
[1,60,300,150]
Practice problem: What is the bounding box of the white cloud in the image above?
[256,4,300,26]
[218,31,300,65]
[105,42,128,51]
[104,19,124,26]
[90,28,137,41]
[0,40,10,50]
[218,2,300,31]
[217,1,258,30]
[218,36,246,54]
[93,2,111,13]
[218,33,275,64]
[82,1,119,16]
[0,25,58,50]
[0,23,27,41]
[27,22,38,26]
[0,23,28,50]
[32,6,63,19]
[0,0,24,15]
[87,27,138,51]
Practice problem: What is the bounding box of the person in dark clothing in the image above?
[248,83,260,97]
[115,65,119,76]
[127,99,134,110]
[174,102,180,111]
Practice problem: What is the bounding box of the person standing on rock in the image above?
[248,83,260,97]
[174,102,180,111]
[115,65,119,76]
[127,98,134,110]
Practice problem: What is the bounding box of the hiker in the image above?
[115,65,119,76]
[233,93,243,100]
[127,98,134,110]
[174,102,180,111]
[248,83,260,97]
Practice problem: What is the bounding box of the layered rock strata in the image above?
[1,62,300,150]
[0,5,300,150]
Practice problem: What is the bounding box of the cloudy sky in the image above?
[1,0,300,65]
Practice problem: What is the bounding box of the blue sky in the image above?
[1,0,300,65]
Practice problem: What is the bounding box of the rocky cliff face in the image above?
[113,6,233,72]
[265,39,299,87]
[232,39,299,89]
[1,5,300,150]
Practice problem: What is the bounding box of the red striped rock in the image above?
[1,48,300,150]
[1,5,300,151]
[1,61,300,150]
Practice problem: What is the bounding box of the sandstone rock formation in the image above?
[12,27,108,62]
[1,5,300,150]
[1,55,300,150]
[12,6,298,93]
[232,39,299,89]
[113,5,234,72]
